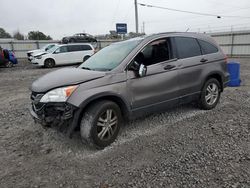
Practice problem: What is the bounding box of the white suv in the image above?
[31,43,95,68]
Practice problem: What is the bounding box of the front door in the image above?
[52,46,70,65]
[127,38,180,111]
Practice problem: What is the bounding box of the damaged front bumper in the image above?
[29,92,81,137]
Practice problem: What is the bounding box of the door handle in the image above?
[164,64,176,70]
[200,58,208,63]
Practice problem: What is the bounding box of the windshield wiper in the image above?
[81,66,91,70]
[95,68,112,71]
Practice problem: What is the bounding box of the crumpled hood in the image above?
[28,49,44,54]
[31,68,105,93]
[33,51,48,57]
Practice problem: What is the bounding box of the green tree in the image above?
[13,31,24,40]
[28,31,53,40]
[128,32,145,38]
[0,28,12,38]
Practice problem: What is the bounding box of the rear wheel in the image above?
[199,78,221,110]
[5,61,13,68]
[80,100,122,149]
[44,59,55,68]
[83,55,90,62]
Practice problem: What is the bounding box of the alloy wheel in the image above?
[205,83,219,105]
[96,109,118,141]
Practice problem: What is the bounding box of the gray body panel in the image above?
[31,32,229,120]
[31,68,105,93]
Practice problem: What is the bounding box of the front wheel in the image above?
[44,59,55,68]
[80,100,122,149]
[199,78,221,110]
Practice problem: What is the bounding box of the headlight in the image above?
[40,85,78,103]
[36,55,42,59]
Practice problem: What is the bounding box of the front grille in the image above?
[31,92,45,112]
[31,92,44,102]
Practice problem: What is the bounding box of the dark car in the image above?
[30,32,230,148]
[0,48,18,68]
[0,52,9,67]
[62,33,97,44]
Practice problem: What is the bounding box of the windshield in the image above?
[79,38,142,71]
[47,45,59,53]
[41,44,53,50]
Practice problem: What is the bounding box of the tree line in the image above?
[0,28,53,40]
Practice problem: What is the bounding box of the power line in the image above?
[138,2,250,19]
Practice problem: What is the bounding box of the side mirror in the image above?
[139,64,147,77]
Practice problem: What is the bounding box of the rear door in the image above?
[173,37,203,98]
[197,39,220,63]
[68,45,82,63]
[80,45,94,59]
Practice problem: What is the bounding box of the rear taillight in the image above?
[224,55,228,63]
[222,51,228,63]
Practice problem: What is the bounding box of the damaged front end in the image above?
[29,92,80,137]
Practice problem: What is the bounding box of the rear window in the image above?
[174,37,202,59]
[198,39,218,54]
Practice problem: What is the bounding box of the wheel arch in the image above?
[44,57,55,62]
[202,72,223,92]
[71,93,130,131]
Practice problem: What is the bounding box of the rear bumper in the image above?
[10,58,18,64]
[223,73,230,89]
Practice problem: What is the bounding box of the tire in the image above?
[44,59,55,68]
[5,61,13,68]
[83,55,90,62]
[199,78,221,110]
[80,100,122,149]
[69,38,76,43]
[62,38,69,44]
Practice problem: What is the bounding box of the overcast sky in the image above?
[1,0,250,39]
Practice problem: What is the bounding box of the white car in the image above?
[31,43,95,68]
[27,44,56,61]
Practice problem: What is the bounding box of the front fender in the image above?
[66,91,130,138]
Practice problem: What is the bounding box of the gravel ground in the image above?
[0,59,249,188]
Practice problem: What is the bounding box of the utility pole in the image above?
[134,0,139,33]
[143,21,145,33]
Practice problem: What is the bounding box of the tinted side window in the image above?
[55,46,68,53]
[174,37,201,59]
[80,45,92,51]
[198,39,218,54]
[68,45,81,52]
[134,38,173,66]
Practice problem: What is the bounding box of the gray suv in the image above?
[30,32,229,148]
